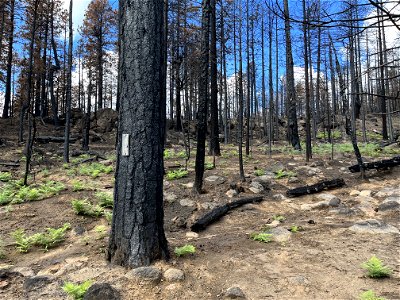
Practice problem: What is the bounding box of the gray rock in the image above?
[84,283,121,300]
[378,200,400,212]
[288,177,300,184]
[181,182,194,189]
[11,267,35,277]
[185,232,199,238]
[265,220,281,228]
[226,189,238,198]
[270,227,291,243]
[164,192,177,203]
[205,175,226,185]
[295,165,321,176]
[249,183,263,194]
[316,193,341,206]
[164,268,185,282]
[272,194,286,201]
[201,202,219,210]
[349,219,399,234]
[129,267,162,283]
[310,161,324,167]
[359,190,372,197]
[375,187,400,198]
[23,276,52,292]
[225,286,246,299]
[180,199,195,207]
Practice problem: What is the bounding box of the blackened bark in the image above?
[283,0,301,150]
[238,1,245,182]
[286,178,345,198]
[193,0,211,193]
[63,0,73,163]
[82,71,91,151]
[302,0,311,161]
[108,0,169,268]
[209,0,220,156]
[2,0,15,119]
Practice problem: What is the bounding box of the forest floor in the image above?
[0,117,399,300]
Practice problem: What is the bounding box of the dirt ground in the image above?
[0,118,399,300]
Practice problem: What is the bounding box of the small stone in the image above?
[270,227,291,242]
[288,177,299,184]
[272,194,286,201]
[83,283,121,300]
[205,176,226,185]
[265,220,280,228]
[185,232,199,239]
[226,189,238,198]
[359,190,372,197]
[171,216,186,228]
[249,187,263,194]
[164,192,177,203]
[163,268,185,282]
[181,182,194,189]
[180,199,195,207]
[225,286,246,299]
[349,190,360,196]
[310,161,324,167]
[129,267,162,283]
[316,193,340,206]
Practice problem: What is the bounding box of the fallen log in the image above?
[0,161,20,167]
[348,156,400,173]
[70,150,107,160]
[36,136,78,144]
[286,178,345,198]
[190,195,264,232]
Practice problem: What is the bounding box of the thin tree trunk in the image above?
[64,0,73,163]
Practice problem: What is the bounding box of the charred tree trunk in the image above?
[193,0,211,193]
[209,0,220,156]
[283,0,301,150]
[2,0,15,119]
[108,0,169,268]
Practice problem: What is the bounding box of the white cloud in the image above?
[62,0,92,37]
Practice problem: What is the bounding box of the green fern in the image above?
[62,280,92,300]
[0,172,12,182]
[71,200,104,217]
[166,169,188,180]
[250,232,272,243]
[95,192,114,208]
[362,256,392,278]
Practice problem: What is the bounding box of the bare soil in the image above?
[0,118,399,300]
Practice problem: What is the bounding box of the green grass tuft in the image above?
[166,169,188,180]
[250,232,273,243]
[254,169,265,176]
[0,172,12,182]
[175,244,196,257]
[274,169,296,179]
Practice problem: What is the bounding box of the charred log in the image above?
[190,196,264,232]
[349,156,400,173]
[286,178,345,198]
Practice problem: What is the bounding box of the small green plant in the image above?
[274,169,296,179]
[11,229,32,253]
[359,290,387,300]
[40,169,50,178]
[95,192,113,208]
[254,169,265,176]
[204,162,215,170]
[166,169,188,180]
[175,244,196,257]
[94,225,108,239]
[289,225,302,233]
[272,215,285,222]
[0,172,12,182]
[62,280,92,300]
[72,180,85,192]
[11,224,71,253]
[78,163,113,178]
[250,232,272,243]
[362,256,392,278]
[176,150,188,159]
[30,223,71,251]
[71,200,104,217]
[163,149,174,159]
[104,211,113,223]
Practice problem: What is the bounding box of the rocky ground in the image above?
[0,117,399,300]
